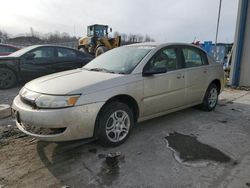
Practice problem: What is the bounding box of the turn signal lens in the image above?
[67,96,80,106]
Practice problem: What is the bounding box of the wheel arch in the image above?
[94,94,140,138]
[0,65,19,80]
[210,79,221,93]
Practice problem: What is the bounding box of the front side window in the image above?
[58,48,76,58]
[182,47,203,68]
[87,26,94,37]
[145,48,179,72]
[29,47,54,59]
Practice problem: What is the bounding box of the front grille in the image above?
[20,96,37,108]
[21,123,66,135]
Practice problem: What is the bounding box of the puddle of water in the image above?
[88,148,97,154]
[98,153,106,159]
[165,132,232,166]
[96,161,120,186]
[96,152,124,186]
[218,120,228,124]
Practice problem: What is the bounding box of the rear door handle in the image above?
[176,73,182,79]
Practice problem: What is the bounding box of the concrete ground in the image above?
[0,87,250,188]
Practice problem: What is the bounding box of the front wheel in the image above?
[95,46,108,57]
[97,102,134,147]
[200,84,219,111]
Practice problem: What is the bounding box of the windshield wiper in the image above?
[89,68,115,74]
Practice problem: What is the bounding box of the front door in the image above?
[142,47,186,117]
[20,47,56,81]
[51,47,84,73]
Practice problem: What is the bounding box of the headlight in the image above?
[35,95,80,109]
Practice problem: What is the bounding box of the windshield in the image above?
[10,45,38,57]
[84,46,154,74]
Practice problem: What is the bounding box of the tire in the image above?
[97,102,134,147]
[95,46,108,57]
[79,47,89,54]
[200,83,219,111]
[0,68,17,89]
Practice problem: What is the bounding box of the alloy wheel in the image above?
[208,88,218,108]
[105,110,131,143]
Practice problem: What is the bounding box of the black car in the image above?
[0,45,93,89]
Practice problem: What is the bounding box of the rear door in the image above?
[51,47,87,73]
[20,47,56,81]
[180,46,209,104]
[142,46,186,116]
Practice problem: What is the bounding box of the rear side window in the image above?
[30,47,55,58]
[58,48,77,58]
[182,47,206,68]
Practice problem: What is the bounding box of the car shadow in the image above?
[36,138,121,187]
[35,96,250,187]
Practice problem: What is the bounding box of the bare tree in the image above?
[0,30,9,42]
[121,33,128,42]
[136,34,144,43]
[113,31,120,38]
[144,34,151,42]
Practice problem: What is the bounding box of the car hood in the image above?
[24,69,127,95]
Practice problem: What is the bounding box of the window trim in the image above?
[180,46,209,68]
[143,45,182,73]
[25,47,56,59]
[56,47,77,58]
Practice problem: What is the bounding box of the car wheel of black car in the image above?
[95,46,107,57]
[0,68,17,89]
[201,83,219,111]
[97,102,134,147]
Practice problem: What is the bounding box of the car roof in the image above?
[27,44,78,50]
[0,44,19,49]
[127,42,207,53]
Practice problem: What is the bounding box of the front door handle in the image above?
[176,73,182,79]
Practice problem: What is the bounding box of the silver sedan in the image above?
[12,43,224,146]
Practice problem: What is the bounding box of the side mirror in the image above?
[142,67,167,76]
[110,28,112,32]
[26,53,35,60]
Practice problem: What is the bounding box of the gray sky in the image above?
[0,0,239,43]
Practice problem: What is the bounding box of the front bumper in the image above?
[12,95,104,142]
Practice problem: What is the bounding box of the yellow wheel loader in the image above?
[78,24,121,57]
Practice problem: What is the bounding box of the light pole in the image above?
[215,0,222,60]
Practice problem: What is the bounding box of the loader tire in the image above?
[95,46,108,57]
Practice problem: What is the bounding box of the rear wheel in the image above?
[95,46,108,57]
[97,102,134,147]
[0,68,17,89]
[200,83,219,111]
